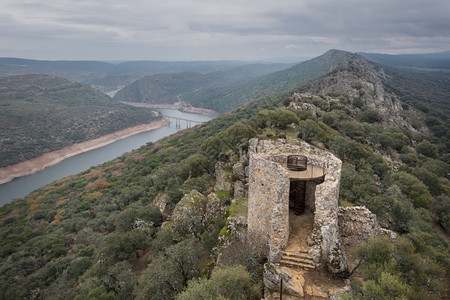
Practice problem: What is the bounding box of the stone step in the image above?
[279,259,316,270]
[281,256,315,265]
[282,251,313,261]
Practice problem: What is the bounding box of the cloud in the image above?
[0,0,448,60]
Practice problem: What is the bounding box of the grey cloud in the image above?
[0,0,448,60]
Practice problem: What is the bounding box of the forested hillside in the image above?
[0,74,159,167]
[0,58,291,96]
[115,50,358,113]
[0,51,448,299]
[113,63,292,106]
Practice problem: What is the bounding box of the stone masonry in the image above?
[247,137,348,275]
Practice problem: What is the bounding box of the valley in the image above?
[0,50,448,300]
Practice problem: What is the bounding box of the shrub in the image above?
[416,140,438,158]
[388,172,433,209]
[175,265,260,300]
[358,109,381,123]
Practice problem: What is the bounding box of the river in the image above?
[0,109,212,207]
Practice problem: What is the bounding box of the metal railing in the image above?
[287,155,307,171]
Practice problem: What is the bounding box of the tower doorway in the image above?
[289,180,306,215]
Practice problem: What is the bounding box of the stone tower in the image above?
[247,138,348,275]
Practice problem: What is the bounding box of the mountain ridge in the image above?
[0,50,448,299]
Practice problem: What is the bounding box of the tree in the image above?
[103,229,151,262]
[138,237,204,300]
[389,172,434,209]
[416,140,438,158]
[358,109,381,123]
[331,136,368,161]
[379,128,409,151]
[175,265,260,300]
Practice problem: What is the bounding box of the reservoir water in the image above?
[0,109,212,207]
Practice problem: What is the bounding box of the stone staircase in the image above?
[280,250,316,270]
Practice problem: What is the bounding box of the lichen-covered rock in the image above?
[171,190,207,236]
[152,192,169,214]
[232,162,246,180]
[233,180,245,201]
[204,192,227,228]
[263,263,304,298]
[218,215,248,246]
[214,161,233,192]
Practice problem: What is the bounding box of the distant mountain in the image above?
[0,74,159,167]
[0,50,448,300]
[113,63,292,105]
[359,51,450,69]
[115,49,357,113]
[0,58,292,96]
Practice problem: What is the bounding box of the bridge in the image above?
[166,116,203,129]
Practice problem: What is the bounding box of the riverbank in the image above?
[0,118,170,185]
[121,101,220,118]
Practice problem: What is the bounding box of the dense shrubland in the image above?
[0,65,449,299]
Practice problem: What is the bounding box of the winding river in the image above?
[0,109,211,207]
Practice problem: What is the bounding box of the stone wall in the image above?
[247,155,289,262]
[247,138,348,274]
[338,206,397,245]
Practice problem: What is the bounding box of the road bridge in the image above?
[166,116,203,128]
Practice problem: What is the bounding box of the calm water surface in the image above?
[0,109,211,206]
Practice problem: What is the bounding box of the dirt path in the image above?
[135,247,152,284]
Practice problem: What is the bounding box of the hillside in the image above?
[0,51,448,299]
[360,51,450,69]
[115,49,360,113]
[112,62,294,106]
[0,74,160,167]
[359,51,450,121]
[0,58,291,96]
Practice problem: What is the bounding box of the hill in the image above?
[113,63,291,106]
[114,49,358,113]
[360,51,450,69]
[0,58,292,96]
[0,74,160,167]
[0,51,448,299]
[359,51,450,121]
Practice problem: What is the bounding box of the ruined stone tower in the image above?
[247,138,348,275]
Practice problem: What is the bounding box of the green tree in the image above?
[379,128,409,151]
[298,119,336,145]
[358,108,381,123]
[138,237,204,300]
[416,140,438,158]
[389,172,433,209]
[175,265,260,300]
[103,229,151,262]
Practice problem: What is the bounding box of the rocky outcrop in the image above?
[204,192,227,228]
[171,190,208,236]
[264,263,305,298]
[308,58,418,131]
[213,161,233,192]
[171,190,228,236]
[153,192,170,214]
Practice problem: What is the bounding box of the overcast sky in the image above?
[0,0,449,61]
